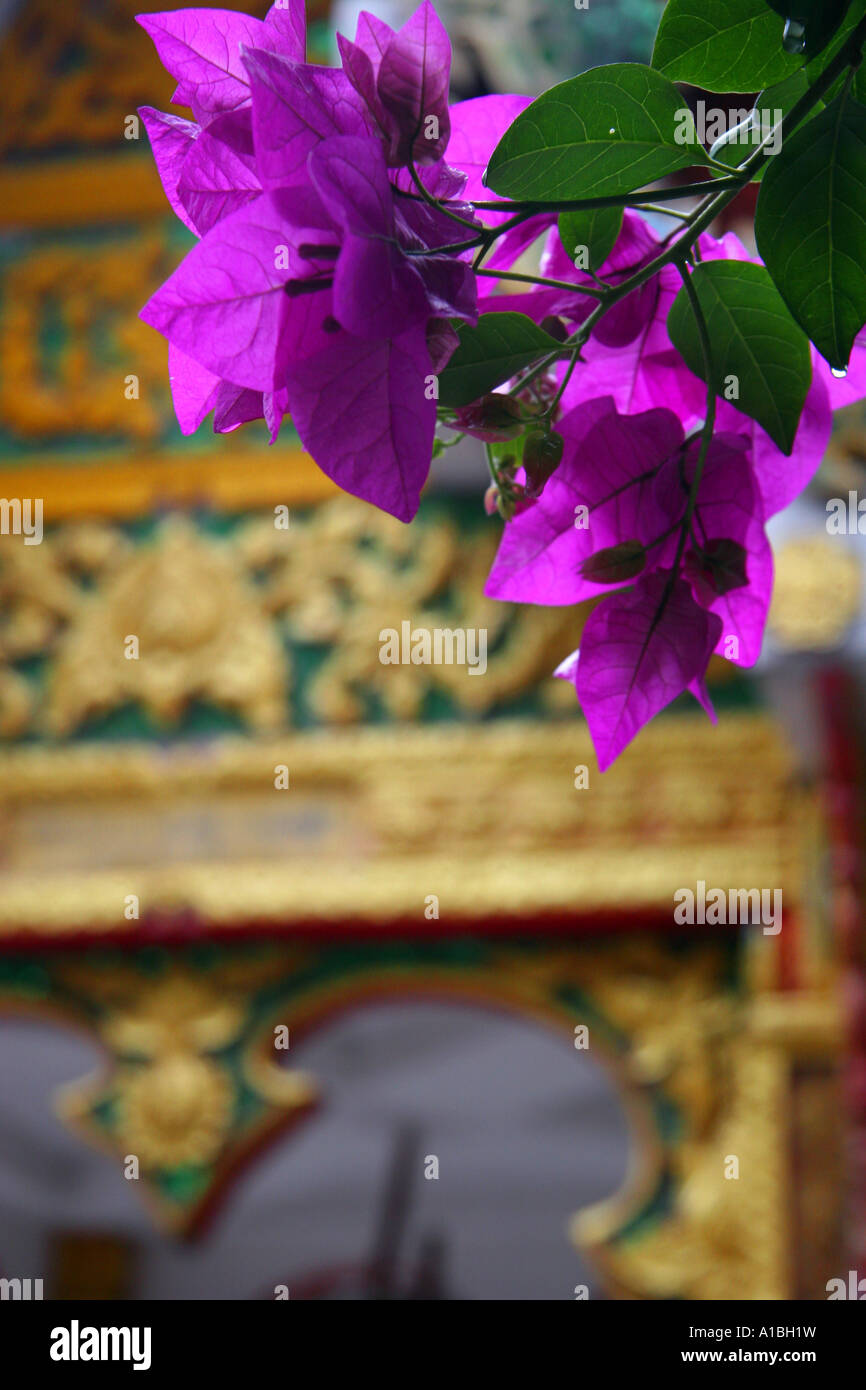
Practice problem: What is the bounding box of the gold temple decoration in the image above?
[0,500,581,737]
[768,535,861,651]
[0,0,846,1302]
[0,237,175,443]
[0,0,332,166]
[0,0,175,160]
[55,959,317,1179]
[0,711,801,934]
[47,517,289,733]
[0,499,802,936]
[12,934,819,1299]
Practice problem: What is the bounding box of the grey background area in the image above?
[0,1001,631,1299]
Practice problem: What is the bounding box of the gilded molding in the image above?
[0,713,803,934]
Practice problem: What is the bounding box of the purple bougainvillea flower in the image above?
[284,323,436,521]
[308,135,432,337]
[242,45,375,189]
[140,190,313,392]
[175,111,261,233]
[528,218,834,523]
[539,210,664,348]
[137,1,493,518]
[212,379,266,433]
[486,398,686,607]
[486,396,773,667]
[650,434,773,666]
[486,394,774,760]
[378,1,451,165]
[338,2,452,167]
[141,174,447,517]
[555,572,723,772]
[168,342,221,433]
[138,106,200,233]
[136,3,305,123]
[391,160,476,253]
[306,135,475,338]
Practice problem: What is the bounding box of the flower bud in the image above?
[454,393,524,441]
[684,539,748,607]
[484,483,500,516]
[523,429,564,497]
[581,540,647,584]
[540,315,569,343]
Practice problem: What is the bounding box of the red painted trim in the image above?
[817,668,866,1279]
[0,905,746,954]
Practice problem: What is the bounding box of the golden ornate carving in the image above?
[571,964,843,1300]
[582,1037,790,1299]
[39,939,719,1246]
[0,0,175,158]
[56,963,317,1179]
[0,236,176,442]
[240,500,581,720]
[768,536,861,651]
[0,499,583,735]
[46,516,288,732]
[0,0,333,164]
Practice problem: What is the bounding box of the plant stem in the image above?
[433,12,866,466]
[468,178,737,215]
[475,266,605,299]
[669,265,716,586]
[407,162,482,233]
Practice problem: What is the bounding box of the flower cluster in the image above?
[483,212,865,766]
[138,1,866,769]
[138,0,497,520]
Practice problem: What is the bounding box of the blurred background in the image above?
[0,0,864,1300]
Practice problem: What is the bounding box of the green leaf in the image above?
[484,63,708,202]
[653,0,801,91]
[757,69,819,126]
[760,1,866,111]
[763,0,852,58]
[438,313,562,408]
[557,206,623,272]
[755,90,866,370]
[667,261,812,454]
[802,0,866,102]
[729,3,866,180]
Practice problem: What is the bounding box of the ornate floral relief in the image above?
[572,947,803,1301]
[54,956,317,1197]
[0,237,176,443]
[46,517,288,733]
[0,499,589,737]
[240,501,581,722]
[0,0,333,158]
[0,0,175,157]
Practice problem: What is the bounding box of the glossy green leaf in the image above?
[728,4,866,181]
[484,63,708,202]
[760,1,866,114]
[438,314,562,408]
[667,261,812,454]
[755,90,866,370]
[557,206,624,272]
[653,0,801,91]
